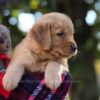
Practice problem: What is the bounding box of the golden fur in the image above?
[3,12,77,90]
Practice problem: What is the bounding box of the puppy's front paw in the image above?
[44,62,64,89]
[45,72,62,89]
[3,74,19,91]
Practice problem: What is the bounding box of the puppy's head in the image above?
[30,12,77,58]
[0,25,11,53]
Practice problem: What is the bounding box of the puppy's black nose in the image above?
[0,36,5,43]
[70,44,77,52]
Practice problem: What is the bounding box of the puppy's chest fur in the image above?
[28,51,68,72]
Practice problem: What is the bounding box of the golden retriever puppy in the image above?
[3,12,77,91]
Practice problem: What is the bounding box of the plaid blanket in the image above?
[0,53,72,100]
[0,71,72,100]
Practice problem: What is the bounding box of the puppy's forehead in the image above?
[40,13,74,34]
[41,13,67,19]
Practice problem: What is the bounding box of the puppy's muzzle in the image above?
[70,43,77,53]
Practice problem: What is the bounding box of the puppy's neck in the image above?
[26,37,42,54]
[25,37,53,61]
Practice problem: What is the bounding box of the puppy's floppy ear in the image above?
[30,22,51,50]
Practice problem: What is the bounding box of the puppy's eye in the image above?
[57,32,64,37]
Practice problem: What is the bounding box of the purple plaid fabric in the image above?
[1,72,72,100]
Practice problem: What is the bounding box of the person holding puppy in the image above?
[0,25,11,99]
[0,25,11,71]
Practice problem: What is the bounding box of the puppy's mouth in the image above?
[49,44,78,59]
[50,48,77,59]
[60,50,77,58]
[63,47,78,59]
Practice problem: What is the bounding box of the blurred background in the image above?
[0,0,100,100]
